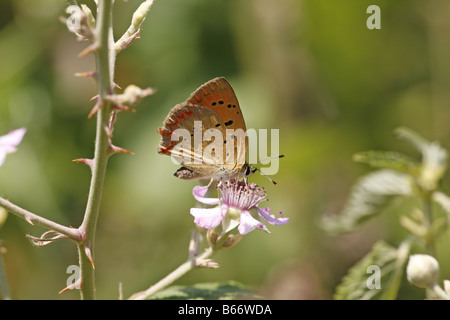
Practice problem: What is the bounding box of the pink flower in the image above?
[190,179,289,235]
[0,128,26,167]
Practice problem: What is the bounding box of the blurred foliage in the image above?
[334,240,410,300]
[324,127,450,299]
[149,281,263,300]
[0,0,450,299]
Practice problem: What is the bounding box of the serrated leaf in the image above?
[353,150,419,175]
[334,240,411,300]
[148,281,263,300]
[322,169,412,234]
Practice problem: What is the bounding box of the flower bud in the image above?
[406,254,440,288]
[206,229,218,247]
[80,4,95,30]
[107,85,155,106]
[223,234,243,249]
[65,5,94,41]
[131,0,154,29]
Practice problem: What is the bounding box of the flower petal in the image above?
[190,206,225,229]
[0,152,6,167]
[0,128,26,167]
[238,210,263,235]
[0,128,26,149]
[257,207,289,226]
[192,186,220,205]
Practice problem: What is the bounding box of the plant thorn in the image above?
[78,43,99,58]
[75,71,97,78]
[114,104,136,113]
[25,216,34,226]
[85,245,95,269]
[88,101,102,119]
[59,278,82,294]
[73,158,94,169]
[109,144,134,156]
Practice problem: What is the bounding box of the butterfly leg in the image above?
[206,177,214,188]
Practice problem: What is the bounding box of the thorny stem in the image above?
[77,0,115,300]
[0,197,81,241]
[0,0,153,300]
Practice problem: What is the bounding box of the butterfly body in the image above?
[158,77,249,182]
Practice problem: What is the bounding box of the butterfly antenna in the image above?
[250,154,285,165]
[248,154,284,185]
[251,166,278,185]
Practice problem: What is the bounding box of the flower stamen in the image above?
[190,179,288,236]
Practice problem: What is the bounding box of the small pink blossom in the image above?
[0,128,26,167]
[190,179,289,235]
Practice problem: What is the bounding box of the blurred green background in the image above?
[1,0,450,299]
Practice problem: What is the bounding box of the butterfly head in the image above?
[244,164,257,177]
[245,155,285,185]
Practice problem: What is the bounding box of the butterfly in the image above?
[157,77,253,182]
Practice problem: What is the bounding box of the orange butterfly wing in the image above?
[186,77,247,133]
[186,77,248,169]
[158,77,249,181]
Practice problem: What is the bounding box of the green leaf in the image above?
[394,127,429,153]
[148,281,263,300]
[395,127,447,192]
[353,150,419,175]
[321,169,412,234]
[334,240,411,300]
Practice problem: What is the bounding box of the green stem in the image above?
[0,197,81,241]
[78,0,115,300]
[128,247,215,300]
[423,195,435,256]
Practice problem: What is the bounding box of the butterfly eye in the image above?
[245,166,256,177]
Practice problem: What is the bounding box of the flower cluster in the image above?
[190,179,289,235]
